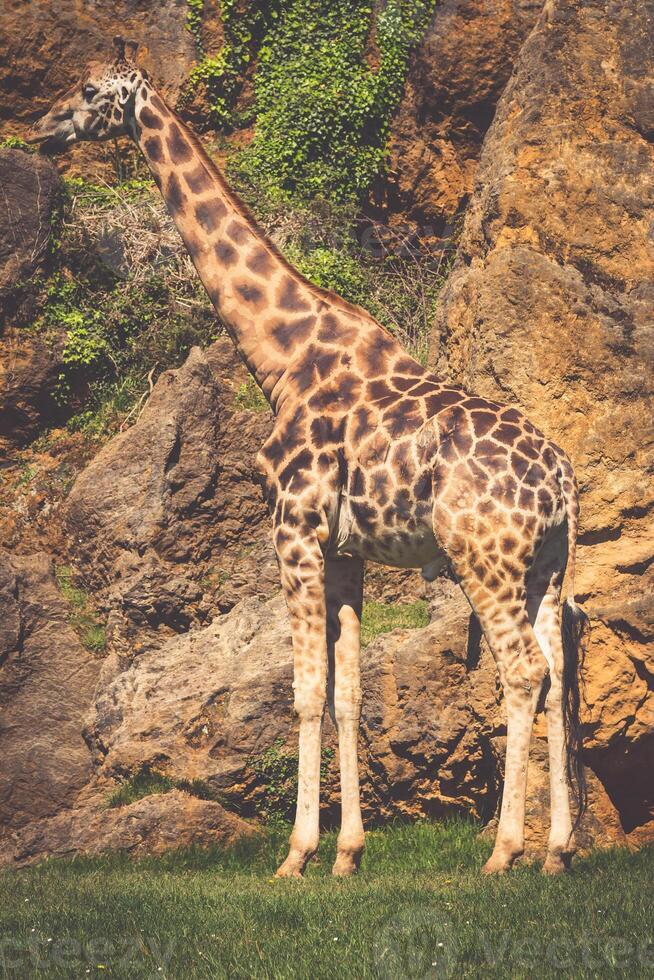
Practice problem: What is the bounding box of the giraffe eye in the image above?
[82,85,97,101]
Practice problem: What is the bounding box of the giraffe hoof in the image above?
[274,861,305,879]
[482,848,523,875]
[275,849,311,878]
[332,851,361,877]
[542,851,571,875]
[482,858,508,875]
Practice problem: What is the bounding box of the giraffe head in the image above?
[28,37,146,153]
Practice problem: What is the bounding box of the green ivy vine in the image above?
[232,0,436,202]
[185,0,267,128]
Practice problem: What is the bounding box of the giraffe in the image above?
[30,37,588,877]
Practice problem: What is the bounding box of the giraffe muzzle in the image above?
[27,110,77,154]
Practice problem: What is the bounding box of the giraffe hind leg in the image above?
[526,524,575,874]
[482,612,549,873]
[451,559,550,874]
[326,557,365,876]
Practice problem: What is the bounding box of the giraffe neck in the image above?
[132,84,322,408]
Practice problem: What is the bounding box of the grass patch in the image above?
[361,598,429,647]
[55,565,107,654]
[0,821,652,978]
[106,770,175,809]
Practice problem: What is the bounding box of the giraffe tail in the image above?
[559,464,589,829]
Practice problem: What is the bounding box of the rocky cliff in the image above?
[0,0,652,863]
[432,0,654,842]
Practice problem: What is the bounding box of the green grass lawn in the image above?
[1,821,652,978]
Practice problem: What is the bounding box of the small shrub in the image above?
[55,565,107,654]
[0,135,32,152]
[283,243,370,307]
[106,769,175,808]
[234,377,269,412]
[107,767,230,810]
[15,463,36,489]
[249,740,335,821]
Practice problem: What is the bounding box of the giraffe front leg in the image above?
[274,526,327,879]
[326,557,365,877]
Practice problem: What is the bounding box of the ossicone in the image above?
[113,35,126,60]
[113,35,139,63]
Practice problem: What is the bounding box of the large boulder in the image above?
[0,790,256,867]
[0,552,99,830]
[85,585,503,824]
[432,0,654,841]
[62,339,278,650]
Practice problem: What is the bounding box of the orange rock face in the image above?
[381,0,540,234]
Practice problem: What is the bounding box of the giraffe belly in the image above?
[330,492,448,574]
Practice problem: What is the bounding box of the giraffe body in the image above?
[30,38,587,877]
